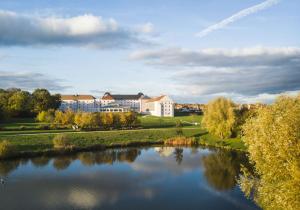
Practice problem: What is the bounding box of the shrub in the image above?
[164,136,197,146]
[0,140,15,158]
[53,134,73,149]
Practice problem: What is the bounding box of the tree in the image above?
[119,112,127,128]
[36,109,55,123]
[62,109,75,126]
[202,97,236,139]
[101,113,114,129]
[7,90,32,117]
[32,89,61,113]
[241,95,300,210]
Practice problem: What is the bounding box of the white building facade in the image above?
[100,92,145,112]
[60,95,97,112]
[141,95,174,117]
[60,93,175,117]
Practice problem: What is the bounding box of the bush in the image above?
[53,134,73,149]
[36,109,55,123]
[0,140,15,158]
[164,136,197,146]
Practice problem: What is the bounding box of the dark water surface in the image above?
[0,147,260,210]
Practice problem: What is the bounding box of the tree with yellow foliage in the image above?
[241,95,300,210]
[202,97,236,139]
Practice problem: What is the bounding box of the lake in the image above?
[0,147,259,210]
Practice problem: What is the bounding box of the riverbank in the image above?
[0,127,245,160]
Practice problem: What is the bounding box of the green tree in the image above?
[32,89,61,113]
[202,97,236,139]
[7,90,32,117]
[241,95,300,210]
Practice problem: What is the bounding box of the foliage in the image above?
[0,140,15,158]
[242,95,300,210]
[0,88,61,119]
[36,109,55,123]
[32,89,61,113]
[164,136,197,146]
[53,134,73,148]
[202,97,236,139]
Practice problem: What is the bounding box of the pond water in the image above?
[0,147,260,210]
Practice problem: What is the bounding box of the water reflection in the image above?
[201,149,251,191]
[0,147,259,210]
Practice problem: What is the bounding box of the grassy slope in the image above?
[0,115,246,157]
[0,128,204,153]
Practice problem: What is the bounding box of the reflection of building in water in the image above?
[154,147,174,157]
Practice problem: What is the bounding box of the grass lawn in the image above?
[0,114,246,159]
[0,127,205,154]
[0,114,203,135]
[140,114,202,128]
[200,133,246,151]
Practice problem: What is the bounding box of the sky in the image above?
[0,0,299,103]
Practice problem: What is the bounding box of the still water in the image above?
[0,147,259,210]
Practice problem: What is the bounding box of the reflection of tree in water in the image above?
[0,160,20,176]
[0,148,142,174]
[117,149,141,163]
[53,156,72,170]
[202,149,251,191]
[31,156,51,167]
[174,148,183,165]
[77,148,141,166]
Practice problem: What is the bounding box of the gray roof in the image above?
[102,92,145,100]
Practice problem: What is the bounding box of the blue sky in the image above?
[0,0,299,103]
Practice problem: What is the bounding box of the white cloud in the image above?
[196,0,280,38]
[136,22,155,34]
[0,71,70,91]
[0,10,149,48]
[130,47,300,102]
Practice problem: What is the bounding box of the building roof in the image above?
[101,92,144,100]
[61,95,95,101]
[145,95,166,103]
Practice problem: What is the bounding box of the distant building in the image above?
[100,92,145,112]
[60,92,175,117]
[60,95,97,112]
[141,95,174,117]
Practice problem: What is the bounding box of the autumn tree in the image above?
[241,95,300,210]
[36,109,55,123]
[202,97,236,139]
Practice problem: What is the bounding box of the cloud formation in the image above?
[196,0,280,38]
[0,71,70,91]
[130,47,300,100]
[0,10,149,48]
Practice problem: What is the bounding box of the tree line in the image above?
[0,88,61,120]
[37,109,140,130]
